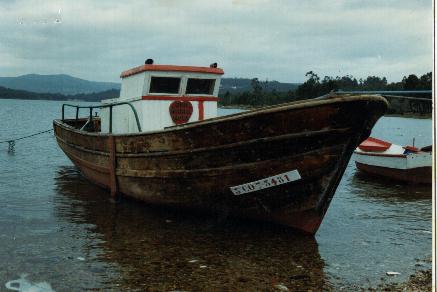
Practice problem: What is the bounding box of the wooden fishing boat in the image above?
[53,60,388,234]
[354,137,432,184]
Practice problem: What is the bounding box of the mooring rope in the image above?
[0,128,53,152]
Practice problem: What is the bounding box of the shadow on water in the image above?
[351,171,431,202]
[53,166,329,291]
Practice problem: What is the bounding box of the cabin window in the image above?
[149,77,181,94]
[186,78,215,95]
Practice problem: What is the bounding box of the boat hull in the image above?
[355,161,431,184]
[54,95,387,234]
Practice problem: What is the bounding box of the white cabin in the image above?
[100,60,224,133]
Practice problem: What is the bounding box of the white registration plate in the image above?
[230,170,301,196]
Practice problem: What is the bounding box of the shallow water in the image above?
[0,99,432,291]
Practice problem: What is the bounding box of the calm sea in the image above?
[0,99,432,291]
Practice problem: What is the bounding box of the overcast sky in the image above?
[0,0,432,83]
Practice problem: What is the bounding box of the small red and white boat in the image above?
[354,137,432,184]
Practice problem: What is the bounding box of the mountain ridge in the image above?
[0,86,118,102]
[0,74,121,95]
[0,74,299,95]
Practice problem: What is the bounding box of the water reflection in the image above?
[54,166,329,291]
[351,169,431,202]
[316,160,431,288]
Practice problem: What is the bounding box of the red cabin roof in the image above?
[358,137,392,152]
[121,64,224,78]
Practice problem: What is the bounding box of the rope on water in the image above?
[0,128,53,153]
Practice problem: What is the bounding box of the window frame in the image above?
[147,74,183,95]
[184,77,217,96]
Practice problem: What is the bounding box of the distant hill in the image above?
[220,78,300,94]
[0,86,119,102]
[0,74,120,95]
[0,74,298,95]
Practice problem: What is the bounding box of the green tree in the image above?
[362,76,387,90]
[321,76,339,92]
[419,72,432,90]
[223,91,231,105]
[336,75,358,90]
[251,78,262,94]
[296,71,322,99]
[403,74,420,90]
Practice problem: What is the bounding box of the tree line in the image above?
[219,72,432,107]
[0,71,431,107]
[0,86,119,101]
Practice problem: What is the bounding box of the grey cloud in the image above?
[0,0,432,83]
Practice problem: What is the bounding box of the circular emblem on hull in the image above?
[169,101,193,124]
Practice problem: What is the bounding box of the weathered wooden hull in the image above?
[53,95,387,234]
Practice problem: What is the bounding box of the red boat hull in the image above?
[355,162,432,184]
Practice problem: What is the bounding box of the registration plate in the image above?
[230,170,301,195]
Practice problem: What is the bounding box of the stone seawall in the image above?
[383,95,431,116]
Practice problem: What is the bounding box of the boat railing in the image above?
[61,102,142,133]
[336,90,432,100]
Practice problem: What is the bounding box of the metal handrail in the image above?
[335,90,432,102]
[62,101,142,133]
[336,90,432,95]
